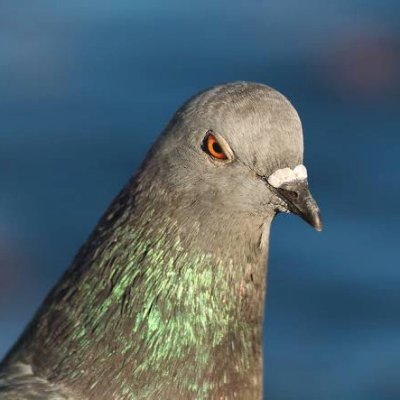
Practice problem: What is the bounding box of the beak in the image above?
[274,179,323,231]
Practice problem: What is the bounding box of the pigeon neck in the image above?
[9,183,273,400]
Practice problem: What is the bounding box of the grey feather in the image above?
[0,363,73,400]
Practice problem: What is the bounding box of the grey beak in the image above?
[275,180,323,231]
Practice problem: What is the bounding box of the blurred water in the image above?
[0,1,399,399]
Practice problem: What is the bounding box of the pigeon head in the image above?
[144,82,322,232]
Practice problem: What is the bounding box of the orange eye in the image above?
[205,133,228,160]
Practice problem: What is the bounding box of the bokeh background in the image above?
[1,1,399,399]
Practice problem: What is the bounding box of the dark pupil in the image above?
[212,142,223,154]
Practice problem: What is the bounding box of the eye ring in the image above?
[204,131,228,160]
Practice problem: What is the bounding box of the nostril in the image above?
[291,191,299,199]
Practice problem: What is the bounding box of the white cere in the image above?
[267,164,308,188]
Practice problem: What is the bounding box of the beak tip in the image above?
[312,212,323,232]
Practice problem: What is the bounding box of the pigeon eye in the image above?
[204,132,228,160]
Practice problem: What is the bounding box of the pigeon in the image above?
[0,82,322,400]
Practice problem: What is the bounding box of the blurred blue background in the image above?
[0,1,399,399]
